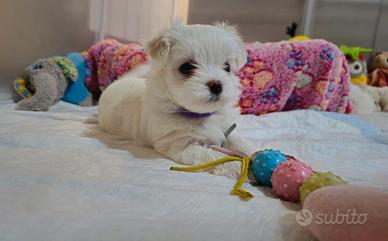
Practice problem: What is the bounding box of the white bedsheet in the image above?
[1,102,388,241]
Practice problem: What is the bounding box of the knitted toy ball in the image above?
[251,149,287,186]
[271,157,313,202]
[299,171,347,204]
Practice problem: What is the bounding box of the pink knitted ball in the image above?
[271,157,313,202]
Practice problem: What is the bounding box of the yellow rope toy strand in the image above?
[170,155,253,200]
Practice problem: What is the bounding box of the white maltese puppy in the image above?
[98,22,255,179]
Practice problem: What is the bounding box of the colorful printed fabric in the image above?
[85,39,148,101]
[238,40,352,115]
[85,39,352,114]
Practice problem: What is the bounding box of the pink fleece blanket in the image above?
[86,39,352,114]
[239,40,352,114]
[86,39,148,101]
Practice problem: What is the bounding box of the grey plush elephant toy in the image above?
[14,52,93,111]
[14,57,75,111]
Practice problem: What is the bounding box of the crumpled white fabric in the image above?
[1,101,387,241]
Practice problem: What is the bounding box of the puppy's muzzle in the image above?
[207,80,223,96]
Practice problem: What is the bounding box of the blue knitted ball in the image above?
[251,149,287,186]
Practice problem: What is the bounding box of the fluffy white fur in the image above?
[350,84,388,114]
[98,22,255,179]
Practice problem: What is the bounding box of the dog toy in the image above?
[340,45,373,85]
[369,51,388,87]
[62,52,92,105]
[251,149,287,186]
[299,171,347,204]
[14,52,92,111]
[171,146,347,202]
[271,157,313,202]
[171,155,254,200]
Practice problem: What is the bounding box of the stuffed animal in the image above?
[369,51,388,87]
[14,38,147,110]
[62,52,92,105]
[339,46,388,113]
[340,45,372,85]
[14,52,92,111]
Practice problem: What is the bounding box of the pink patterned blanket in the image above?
[239,40,352,114]
[85,39,148,101]
[86,39,352,114]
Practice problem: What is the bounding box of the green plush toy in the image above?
[340,45,373,85]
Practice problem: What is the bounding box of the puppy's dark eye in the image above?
[224,62,231,73]
[179,62,197,76]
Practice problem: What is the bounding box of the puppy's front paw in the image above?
[212,161,242,179]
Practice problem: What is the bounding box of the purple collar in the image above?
[176,107,215,118]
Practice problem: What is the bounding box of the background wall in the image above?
[1,0,387,99]
[88,0,181,44]
[188,0,305,43]
[0,0,186,99]
[373,0,388,51]
[312,0,384,49]
[0,0,95,97]
[188,0,388,51]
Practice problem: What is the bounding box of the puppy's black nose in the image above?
[207,80,223,95]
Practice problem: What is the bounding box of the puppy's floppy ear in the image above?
[215,22,247,69]
[146,20,185,61]
[146,31,170,61]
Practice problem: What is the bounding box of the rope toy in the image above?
[170,148,347,203]
[170,124,347,202]
[170,147,347,202]
[171,155,254,200]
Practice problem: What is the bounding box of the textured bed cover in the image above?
[0,102,387,241]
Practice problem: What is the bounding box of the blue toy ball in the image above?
[251,149,287,186]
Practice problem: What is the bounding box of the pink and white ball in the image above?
[271,157,313,202]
